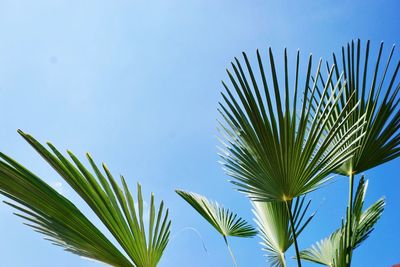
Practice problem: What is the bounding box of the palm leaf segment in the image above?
[176,190,256,238]
[325,39,400,175]
[218,48,366,202]
[253,197,315,267]
[299,176,385,266]
[0,130,171,267]
[0,153,132,267]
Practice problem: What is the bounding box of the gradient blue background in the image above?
[0,1,399,266]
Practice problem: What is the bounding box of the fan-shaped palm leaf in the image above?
[325,40,400,175]
[312,39,398,266]
[299,229,345,267]
[218,48,366,266]
[253,196,315,267]
[299,176,385,267]
[218,48,365,202]
[0,130,171,267]
[0,153,133,267]
[176,189,256,266]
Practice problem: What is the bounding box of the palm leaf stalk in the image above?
[345,173,354,266]
[318,39,400,265]
[218,48,366,266]
[176,190,256,267]
[0,130,171,267]
[299,176,385,267]
[286,201,301,267]
[252,196,315,267]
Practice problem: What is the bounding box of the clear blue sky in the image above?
[0,1,399,266]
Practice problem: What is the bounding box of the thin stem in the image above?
[170,227,208,254]
[281,253,287,267]
[223,236,238,267]
[346,172,355,266]
[285,200,302,267]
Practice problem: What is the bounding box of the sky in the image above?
[0,0,399,266]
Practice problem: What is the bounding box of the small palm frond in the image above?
[218,48,366,202]
[325,39,400,175]
[0,130,171,267]
[253,196,315,267]
[0,153,134,267]
[300,176,385,266]
[298,230,344,267]
[351,177,385,248]
[176,190,256,266]
[175,190,256,238]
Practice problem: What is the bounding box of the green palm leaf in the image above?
[218,47,366,266]
[175,190,256,238]
[298,230,345,267]
[218,48,365,203]
[350,177,385,249]
[312,39,398,266]
[176,189,256,266]
[253,196,315,267]
[0,153,133,267]
[0,130,171,267]
[325,39,400,175]
[299,176,385,267]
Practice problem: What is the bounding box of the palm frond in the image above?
[0,153,134,267]
[253,196,315,267]
[300,176,385,266]
[218,48,366,202]
[298,230,344,267]
[0,130,171,267]
[351,177,385,248]
[325,39,400,174]
[176,190,256,266]
[175,190,256,238]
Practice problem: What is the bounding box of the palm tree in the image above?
[176,190,256,266]
[0,40,395,267]
[315,39,400,265]
[0,130,171,267]
[218,47,366,266]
